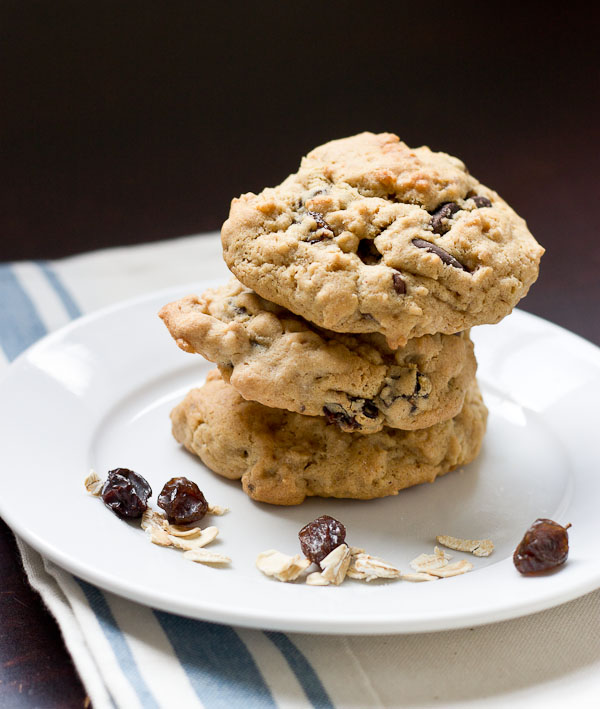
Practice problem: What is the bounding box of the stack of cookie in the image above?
[160,133,543,505]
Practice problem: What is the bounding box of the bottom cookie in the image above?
[171,371,488,505]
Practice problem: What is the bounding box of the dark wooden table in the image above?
[1,4,597,706]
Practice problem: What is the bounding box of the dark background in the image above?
[1,3,599,706]
[2,2,600,342]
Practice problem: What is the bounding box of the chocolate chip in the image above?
[392,272,406,294]
[304,210,334,243]
[414,372,428,398]
[228,298,248,316]
[361,312,379,324]
[412,238,469,272]
[323,404,361,431]
[400,373,430,414]
[472,195,492,208]
[430,202,460,234]
[356,239,382,265]
[414,374,422,396]
[303,187,329,202]
[307,211,333,233]
[403,373,427,399]
[361,400,379,419]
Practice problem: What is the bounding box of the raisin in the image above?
[356,238,382,265]
[414,372,428,397]
[361,399,379,419]
[305,210,334,242]
[392,272,406,294]
[158,476,208,525]
[299,515,346,564]
[101,468,151,519]
[306,210,332,232]
[513,518,571,575]
[323,404,361,431]
[472,195,492,208]
[430,202,460,234]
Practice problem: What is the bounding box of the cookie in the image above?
[160,278,477,433]
[170,371,488,505]
[222,132,543,347]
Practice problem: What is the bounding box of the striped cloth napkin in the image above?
[1,234,599,709]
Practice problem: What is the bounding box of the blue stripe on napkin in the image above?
[37,260,83,319]
[155,612,276,708]
[77,579,160,708]
[0,264,47,361]
[2,259,333,709]
[265,632,334,708]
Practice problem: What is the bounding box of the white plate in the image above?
[1,284,599,635]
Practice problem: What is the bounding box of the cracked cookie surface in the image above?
[170,371,488,505]
[222,132,544,347]
[160,279,477,433]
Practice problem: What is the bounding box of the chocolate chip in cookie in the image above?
[323,403,361,431]
[430,202,461,234]
[306,210,334,243]
[356,238,383,265]
[471,195,492,208]
[361,399,379,419]
[412,238,469,272]
[392,272,406,295]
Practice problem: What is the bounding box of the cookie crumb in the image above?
[347,552,400,582]
[256,550,311,582]
[168,526,219,551]
[410,546,452,572]
[401,572,438,582]
[167,525,205,538]
[426,560,473,577]
[320,544,351,585]
[184,549,231,565]
[306,571,330,586]
[141,508,167,531]
[149,526,172,547]
[436,534,494,557]
[141,508,224,560]
[208,504,229,516]
[84,469,103,496]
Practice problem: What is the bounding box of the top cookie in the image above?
[222,132,544,347]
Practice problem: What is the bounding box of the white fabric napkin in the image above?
[2,234,599,709]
